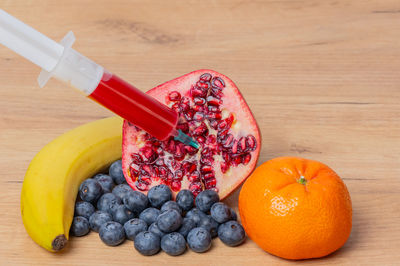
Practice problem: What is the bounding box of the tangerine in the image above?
[239,157,352,260]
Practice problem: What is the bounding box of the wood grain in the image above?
[1,0,400,265]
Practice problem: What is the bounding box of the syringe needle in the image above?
[172,129,200,149]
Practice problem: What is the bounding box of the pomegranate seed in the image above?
[193,112,205,121]
[238,137,247,153]
[220,162,230,173]
[217,128,229,141]
[211,87,224,99]
[206,134,217,144]
[194,97,206,105]
[231,139,239,154]
[221,134,234,149]
[141,164,154,175]
[179,98,190,112]
[242,153,251,165]
[222,151,231,163]
[211,76,225,88]
[196,81,210,89]
[201,156,214,165]
[139,175,152,185]
[171,181,181,192]
[193,105,205,112]
[176,122,189,133]
[207,112,222,120]
[174,145,185,160]
[189,182,202,192]
[174,170,184,180]
[191,87,207,98]
[209,120,219,129]
[207,96,222,106]
[171,103,180,112]
[135,181,148,191]
[201,165,213,173]
[158,166,168,176]
[188,163,197,173]
[246,135,257,151]
[203,172,215,180]
[193,122,208,136]
[167,139,176,153]
[200,73,212,81]
[188,171,200,182]
[231,155,242,166]
[196,136,206,144]
[168,91,181,101]
[155,158,165,166]
[130,163,140,177]
[205,178,217,188]
[184,109,195,121]
[131,153,143,164]
[208,105,219,113]
[185,145,198,155]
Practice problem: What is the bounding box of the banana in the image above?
[21,116,123,252]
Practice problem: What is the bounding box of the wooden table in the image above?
[1,0,399,265]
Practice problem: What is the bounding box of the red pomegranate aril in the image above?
[201,165,213,173]
[130,163,140,177]
[217,128,229,141]
[140,175,152,185]
[200,156,214,166]
[194,97,206,105]
[168,91,181,101]
[171,181,181,192]
[135,181,148,191]
[203,172,215,180]
[193,112,205,121]
[211,76,225,88]
[191,87,207,98]
[196,81,210,89]
[189,182,203,196]
[205,178,217,188]
[184,109,195,121]
[200,73,212,82]
[220,162,230,173]
[208,105,219,113]
[174,170,184,180]
[211,87,224,99]
[196,136,206,144]
[221,134,234,148]
[176,122,189,133]
[185,145,198,155]
[231,140,239,154]
[193,122,208,136]
[188,171,200,182]
[231,155,242,166]
[207,96,222,106]
[139,147,157,163]
[242,153,251,165]
[171,103,180,112]
[209,120,219,130]
[206,134,217,144]
[246,135,257,151]
[238,137,247,152]
[173,145,185,160]
[207,112,222,120]
[131,153,143,164]
[158,166,168,176]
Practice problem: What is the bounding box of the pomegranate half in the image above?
[122,70,261,199]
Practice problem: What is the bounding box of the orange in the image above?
[239,157,352,260]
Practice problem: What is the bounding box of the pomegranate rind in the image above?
[122,69,261,199]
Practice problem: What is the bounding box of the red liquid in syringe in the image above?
[89,71,178,140]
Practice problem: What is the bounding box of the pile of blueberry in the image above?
[72,160,246,256]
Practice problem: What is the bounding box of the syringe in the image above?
[0,10,199,149]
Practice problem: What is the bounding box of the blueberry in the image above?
[218,221,246,247]
[148,222,166,239]
[230,207,237,221]
[139,207,161,226]
[195,190,219,213]
[161,200,182,215]
[94,174,114,193]
[134,231,160,256]
[187,227,212,253]
[198,215,219,238]
[176,189,194,211]
[112,205,134,225]
[156,209,182,233]
[210,202,232,223]
[161,232,186,256]
[89,211,113,232]
[185,208,207,225]
[99,221,125,246]
[74,201,95,219]
[123,191,148,216]
[178,218,196,238]
[79,179,103,204]
[70,216,90,237]
[112,184,132,201]
[147,184,172,208]
[97,193,122,214]
[109,160,126,184]
[124,218,148,240]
